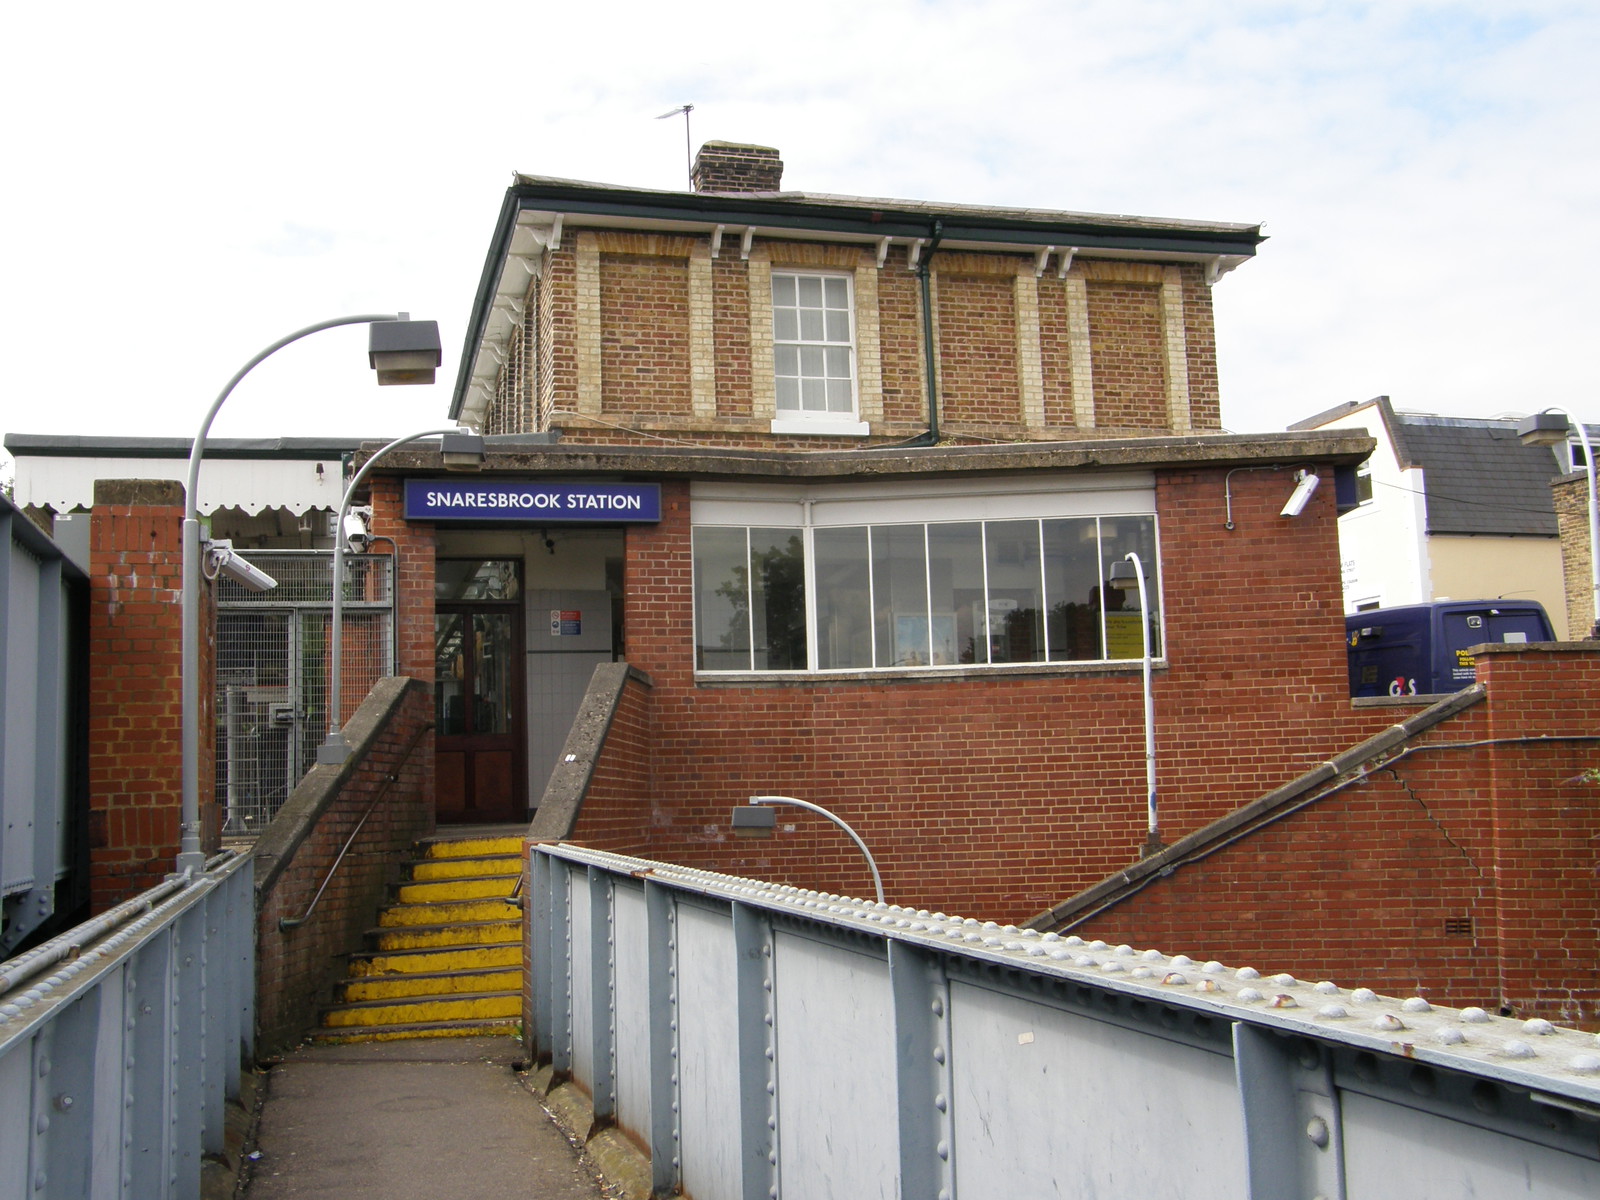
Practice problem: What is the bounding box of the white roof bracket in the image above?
[906,239,925,272]
[876,237,892,269]
[711,224,725,258]
[1057,247,1077,279]
[1035,246,1055,277]
[740,227,755,260]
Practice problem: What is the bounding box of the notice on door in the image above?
[551,609,582,636]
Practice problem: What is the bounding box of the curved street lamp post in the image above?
[178,314,440,873]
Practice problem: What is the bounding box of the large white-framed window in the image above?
[770,271,860,435]
[691,480,1163,674]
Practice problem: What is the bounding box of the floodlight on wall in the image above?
[441,430,487,470]
[1280,469,1321,518]
[203,539,278,592]
[368,315,443,385]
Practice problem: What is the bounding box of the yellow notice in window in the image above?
[1105,612,1147,660]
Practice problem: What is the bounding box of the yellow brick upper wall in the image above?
[490,229,1227,444]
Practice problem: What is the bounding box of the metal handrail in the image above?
[278,721,433,932]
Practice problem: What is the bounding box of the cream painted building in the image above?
[1291,397,1572,638]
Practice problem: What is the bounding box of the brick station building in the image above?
[361,141,1384,921]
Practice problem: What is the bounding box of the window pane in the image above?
[926,523,985,664]
[824,346,850,378]
[772,274,796,305]
[826,377,854,412]
[814,527,872,669]
[776,377,800,410]
[1099,517,1161,659]
[774,344,799,376]
[872,525,930,667]
[797,276,823,306]
[985,520,1044,663]
[801,376,826,410]
[823,276,848,307]
[800,346,826,377]
[799,307,824,341]
[774,309,799,342]
[693,527,751,670]
[824,309,850,342]
[1042,518,1105,660]
[749,528,808,670]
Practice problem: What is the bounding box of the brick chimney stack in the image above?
[691,142,784,194]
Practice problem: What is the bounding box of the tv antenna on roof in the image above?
[656,103,694,187]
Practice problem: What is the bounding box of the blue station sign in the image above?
[404,479,661,523]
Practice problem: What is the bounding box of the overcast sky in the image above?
[3,1,1596,457]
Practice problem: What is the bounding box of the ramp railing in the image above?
[0,850,254,1200]
[528,842,1600,1200]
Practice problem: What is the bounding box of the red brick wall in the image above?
[1179,263,1221,431]
[878,248,927,426]
[583,465,1396,922]
[1068,646,1600,1026]
[936,270,1020,428]
[87,482,218,909]
[371,476,436,687]
[1088,279,1166,431]
[601,253,692,417]
[568,673,655,857]
[254,680,434,1054]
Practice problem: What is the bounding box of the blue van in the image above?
[1346,600,1555,697]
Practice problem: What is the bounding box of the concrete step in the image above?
[347,943,521,976]
[369,919,522,952]
[408,853,522,882]
[394,875,519,904]
[322,990,522,1028]
[378,897,522,927]
[337,967,520,1002]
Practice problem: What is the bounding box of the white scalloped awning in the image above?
[13,454,346,516]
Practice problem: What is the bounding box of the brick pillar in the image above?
[1552,472,1595,640]
[367,475,437,818]
[1477,644,1600,1026]
[88,480,219,909]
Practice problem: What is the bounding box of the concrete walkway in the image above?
[242,1037,608,1200]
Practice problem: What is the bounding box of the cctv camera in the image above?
[205,540,278,592]
[1280,470,1320,518]
[343,506,373,554]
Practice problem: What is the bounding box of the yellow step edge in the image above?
[410,857,522,881]
[424,837,524,859]
[342,970,520,1001]
[396,878,518,903]
[323,994,522,1027]
[373,922,521,951]
[349,945,521,976]
[379,899,521,927]
[312,1021,518,1044]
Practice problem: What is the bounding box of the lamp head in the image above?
[369,317,442,386]
[1517,411,1572,447]
[441,430,486,469]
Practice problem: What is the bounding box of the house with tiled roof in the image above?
[1291,395,1582,636]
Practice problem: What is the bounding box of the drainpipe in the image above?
[893,219,945,448]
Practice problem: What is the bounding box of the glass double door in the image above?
[435,581,525,822]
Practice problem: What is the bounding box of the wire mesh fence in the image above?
[215,552,394,830]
